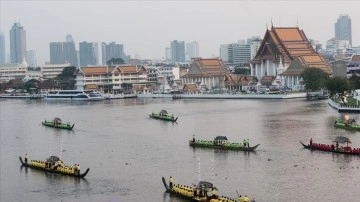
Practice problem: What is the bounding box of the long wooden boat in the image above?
[189,136,260,151]
[334,119,360,131]
[162,177,254,202]
[149,110,178,122]
[19,156,89,178]
[300,141,360,155]
[42,117,74,130]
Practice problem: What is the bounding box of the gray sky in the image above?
[1,1,359,65]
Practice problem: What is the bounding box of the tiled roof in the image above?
[118,66,137,73]
[273,28,304,41]
[351,55,360,62]
[81,66,115,74]
[182,58,230,78]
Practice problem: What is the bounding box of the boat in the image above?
[162,176,254,202]
[300,136,360,155]
[149,110,178,122]
[19,155,89,178]
[44,90,105,101]
[189,136,260,151]
[103,93,137,99]
[334,118,360,131]
[42,117,75,130]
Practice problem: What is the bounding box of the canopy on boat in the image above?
[47,156,60,163]
[214,136,228,141]
[196,181,214,190]
[159,110,168,115]
[333,136,351,144]
[53,117,62,124]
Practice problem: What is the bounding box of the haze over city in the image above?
[1,1,360,65]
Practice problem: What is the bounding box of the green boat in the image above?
[189,136,260,151]
[149,110,178,122]
[42,117,75,130]
[334,118,360,131]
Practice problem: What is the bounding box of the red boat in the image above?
[300,136,360,155]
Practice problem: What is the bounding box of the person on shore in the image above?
[24,153,28,164]
[169,176,174,189]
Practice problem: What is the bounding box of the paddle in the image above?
[236,190,240,197]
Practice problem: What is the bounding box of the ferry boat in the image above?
[44,90,105,101]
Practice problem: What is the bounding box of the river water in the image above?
[1,98,360,202]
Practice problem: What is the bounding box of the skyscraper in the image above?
[79,41,95,66]
[49,42,64,64]
[9,22,27,63]
[63,34,78,66]
[101,42,124,65]
[170,40,185,63]
[186,41,199,61]
[26,50,37,67]
[0,33,5,64]
[335,14,352,46]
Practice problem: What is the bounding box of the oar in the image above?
[236,190,240,197]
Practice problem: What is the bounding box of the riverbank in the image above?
[137,92,307,99]
[328,98,360,113]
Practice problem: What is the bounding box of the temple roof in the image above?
[181,58,230,78]
[75,66,115,75]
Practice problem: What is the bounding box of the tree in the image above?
[301,67,329,91]
[55,66,77,90]
[24,79,39,92]
[325,77,350,97]
[106,58,124,66]
[348,74,360,90]
[234,68,250,75]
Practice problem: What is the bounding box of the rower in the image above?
[169,176,174,189]
[193,134,196,143]
[77,164,80,175]
[24,153,28,164]
[211,187,217,199]
[244,195,250,202]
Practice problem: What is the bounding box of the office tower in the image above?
[93,42,102,65]
[26,50,37,67]
[63,34,78,66]
[220,44,233,63]
[49,42,64,64]
[186,41,199,61]
[79,41,95,66]
[335,14,352,46]
[170,40,185,63]
[9,22,27,63]
[0,33,5,64]
[165,47,171,61]
[102,42,124,65]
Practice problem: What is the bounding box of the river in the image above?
[1,98,360,201]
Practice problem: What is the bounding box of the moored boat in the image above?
[149,110,178,122]
[334,118,360,131]
[44,90,104,101]
[189,136,260,151]
[42,117,74,130]
[19,155,89,178]
[162,176,254,202]
[300,136,360,155]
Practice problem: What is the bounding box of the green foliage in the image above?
[301,68,329,91]
[234,68,250,75]
[55,66,77,90]
[106,58,124,66]
[24,79,39,92]
[348,74,360,90]
[325,77,350,97]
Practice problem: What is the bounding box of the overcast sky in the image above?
[1,1,359,65]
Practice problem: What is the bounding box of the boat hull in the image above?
[42,121,74,130]
[334,121,360,131]
[149,114,178,122]
[19,156,89,178]
[300,141,360,155]
[189,140,260,151]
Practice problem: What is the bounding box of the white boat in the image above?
[44,90,105,101]
[103,93,137,100]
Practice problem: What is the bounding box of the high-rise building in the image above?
[165,47,171,61]
[93,42,102,65]
[170,40,185,63]
[220,38,257,66]
[0,33,5,64]
[26,50,37,67]
[101,42,124,65]
[9,22,26,63]
[79,41,95,66]
[63,34,78,66]
[335,14,352,46]
[220,44,233,63]
[186,41,199,61]
[49,42,64,64]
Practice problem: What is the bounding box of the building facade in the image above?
[0,59,28,83]
[0,33,5,64]
[63,35,78,66]
[41,63,71,79]
[79,41,96,67]
[49,42,64,64]
[335,14,352,46]
[170,40,185,63]
[9,23,27,64]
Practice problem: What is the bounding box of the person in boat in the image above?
[238,195,244,202]
[310,138,313,147]
[24,153,28,164]
[193,185,197,199]
[247,139,250,148]
[169,176,174,189]
[334,118,337,124]
[67,122,70,127]
[74,164,78,174]
[243,139,247,147]
[244,195,250,202]
[211,187,218,199]
[336,142,339,150]
[77,164,80,175]
[193,134,195,143]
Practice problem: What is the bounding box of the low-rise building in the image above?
[42,63,71,79]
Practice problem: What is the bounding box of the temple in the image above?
[250,26,331,91]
